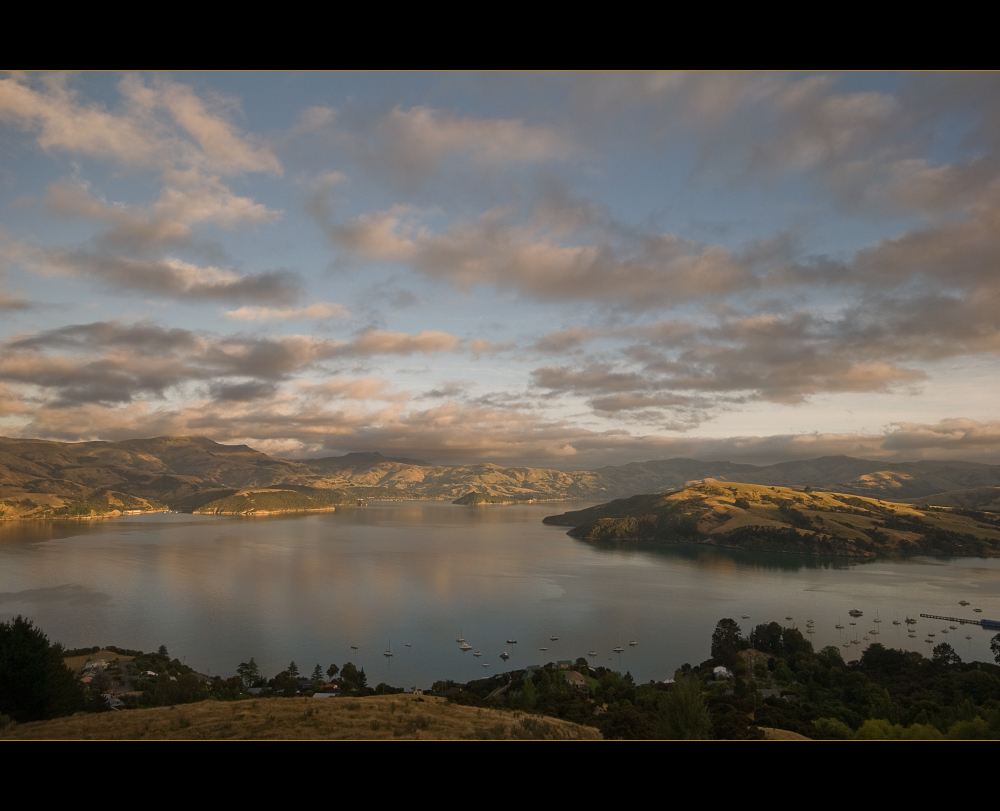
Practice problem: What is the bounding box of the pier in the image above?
[919,613,1000,629]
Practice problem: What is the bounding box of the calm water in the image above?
[2,501,998,687]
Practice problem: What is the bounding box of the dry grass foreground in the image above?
[1,694,601,740]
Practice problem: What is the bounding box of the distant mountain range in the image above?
[1,435,999,519]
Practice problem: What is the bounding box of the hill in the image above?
[543,481,1000,558]
[0,694,600,740]
[3,434,1000,520]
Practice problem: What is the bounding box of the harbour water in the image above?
[2,501,998,687]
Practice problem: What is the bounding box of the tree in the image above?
[0,615,85,722]
[663,672,712,739]
[326,663,340,680]
[991,633,1000,666]
[158,644,169,657]
[311,663,324,681]
[236,657,260,687]
[749,622,784,655]
[710,618,745,667]
[932,642,961,667]
[286,661,300,679]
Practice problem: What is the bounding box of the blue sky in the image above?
[1,72,998,467]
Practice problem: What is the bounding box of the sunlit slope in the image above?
[194,487,357,515]
[4,434,1000,519]
[544,482,1000,558]
[0,695,600,740]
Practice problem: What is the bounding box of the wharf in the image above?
[919,613,1000,629]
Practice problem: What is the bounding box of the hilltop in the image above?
[0,694,600,740]
[543,481,1000,558]
[2,434,1000,520]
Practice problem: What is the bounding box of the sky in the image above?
[1,71,998,469]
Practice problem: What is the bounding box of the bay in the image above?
[1,500,998,688]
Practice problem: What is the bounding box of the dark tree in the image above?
[710,618,746,666]
[236,657,260,687]
[932,642,962,667]
[326,663,340,680]
[0,615,85,722]
[991,633,1000,666]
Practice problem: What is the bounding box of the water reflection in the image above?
[0,502,997,686]
[582,538,867,571]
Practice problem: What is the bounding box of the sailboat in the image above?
[383,640,393,657]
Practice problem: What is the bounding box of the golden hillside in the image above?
[0,694,601,740]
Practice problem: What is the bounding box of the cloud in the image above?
[0,290,30,310]
[33,249,302,304]
[324,206,753,310]
[354,105,575,182]
[469,338,514,355]
[352,329,460,356]
[0,321,467,408]
[208,380,278,402]
[532,327,603,353]
[0,73,280,176]
[223,302,350,322]
[299,377,409,403]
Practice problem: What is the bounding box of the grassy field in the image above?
[0,694,602,740]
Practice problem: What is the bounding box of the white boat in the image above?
[460,641,472,651]
[550,635,559,641]
[741,614,750,619]
[539,646,547,651]
[507,638,517,644]
[473,650,482,657]
[457,628,465,643]
[405,642,412,647]
[384,640,393,658]
[589,650,597,657]
[500,651,509,660]
[613,645,624,653]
